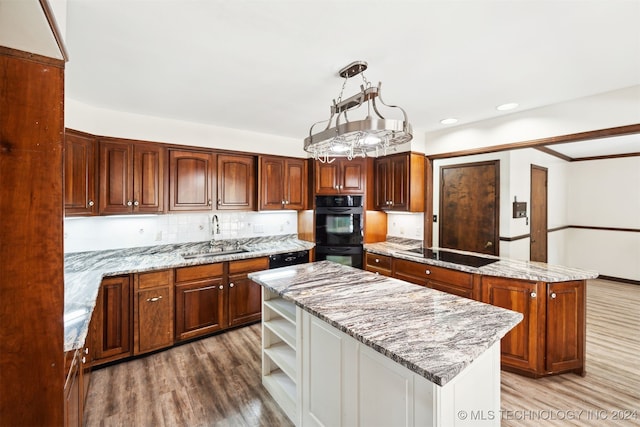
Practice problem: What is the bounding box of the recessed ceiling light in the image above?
[440,118,458,125]
[496,102,519,111]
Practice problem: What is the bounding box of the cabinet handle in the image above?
[127,200,133,206]
[425,269,431,275]
[530,292,537,298]
[84,348,89,355]
[146,296,163,302]
[219,285,224,290]
[88,200,95,207]
[550,292,557,299]
[133,200,139,206]
[82,356,86,364]
[229,283,234,288]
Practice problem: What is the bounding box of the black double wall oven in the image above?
[315,195,363,269]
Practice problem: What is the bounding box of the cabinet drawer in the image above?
[365,252,392,271]
[393,259,473,289]
[229,257,269,274]
[175,263,224,283]
[137,269,172,289]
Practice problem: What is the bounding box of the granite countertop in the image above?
[364,238,598,282]
[249,261,523,386]
[63,235,314,352]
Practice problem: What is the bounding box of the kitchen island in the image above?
[249,261,523,427]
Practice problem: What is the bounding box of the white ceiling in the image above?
[65,0,640,149]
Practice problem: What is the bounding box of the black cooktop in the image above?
[404,248,498,268]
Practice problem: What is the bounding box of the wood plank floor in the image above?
[85,279,639,426]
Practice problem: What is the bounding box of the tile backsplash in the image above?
[64,211,298,253]
[386,212,424,239]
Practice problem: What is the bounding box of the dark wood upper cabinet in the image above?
[374,152,425,212]
[217,154,256,210]
[99,139,165,214]
[314,157,366,195]
[64,130,98,216]
[259,156,307,210]
[168,149,215,211]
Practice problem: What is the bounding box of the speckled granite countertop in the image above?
[249,261,523,386]
[365,237,598,282]
[64,235,314,352]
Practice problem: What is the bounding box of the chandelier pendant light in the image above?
[304,60,413,163]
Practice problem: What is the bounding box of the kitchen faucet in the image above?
[212,214,220,235]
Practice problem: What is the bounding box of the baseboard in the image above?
[596,275,640,286]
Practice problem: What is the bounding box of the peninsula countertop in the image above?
[365,238,598,282]
[64,235,314,352]
[248,260,523,386]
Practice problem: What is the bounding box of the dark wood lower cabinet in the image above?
[93,275,131,365]
[392,258,479,300]
[228,257,269,327]
[546,281,585,374]
[64,350,82,427]
[175,263,226,341]
[134,270,174,355]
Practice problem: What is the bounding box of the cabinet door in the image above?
[168,149,215,211]
[99,140,133,214]
[64,130,97,216]
[481,277,542,373]
[314,161,340,195]
[546,281,585,374]
[228,257,269,327]
[175,278,226,341]
[133,143,165,213]
[134,286,174,354]
[285,158,307,210]
[93,275,131,364]
[260,156,286,210]
[64,350,82,427]
[340,158,366,194]
[389,154,409,210]
[364,252,392,277]
[374,157,391,209]
[217,154,256,210]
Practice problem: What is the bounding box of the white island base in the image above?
[262,289,501,427]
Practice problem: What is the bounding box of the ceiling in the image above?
[64,1,640,155]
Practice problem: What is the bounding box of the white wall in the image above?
[64,211,298,253]
[565,157,640,280]
[65,99,306,158]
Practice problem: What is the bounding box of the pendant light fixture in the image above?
[304,61,413,163]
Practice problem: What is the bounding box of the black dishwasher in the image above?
[268,250,309,268]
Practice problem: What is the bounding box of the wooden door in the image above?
[546,281,585,374]
[134,270,174,355]
[64,130,97,216]
[133,143,164,213]
[482,277,542,373]
[260,156,286,209]
[285,158,307,210]
[340,158,366,194]
[94,276,131,363]
[217,154,256,210]
[530,165,548,262]
[99,140,133,214]
[315,161,340,194]
[440,160,499,255]
[227,257,268,327]
[389,154,409,209]
[168,149,214,211]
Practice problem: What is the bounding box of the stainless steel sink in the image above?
[181,248,248,259]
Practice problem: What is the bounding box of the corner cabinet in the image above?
[93,275,131,366]
[314,157,366,195]
[98,139,165,214]
[64,130,98,216]
[168,149,215,211]
[481,276,585,377]
[261,289,301,424]
[259,156,308,210]
[217,153,256,211]
[374,152,425,212]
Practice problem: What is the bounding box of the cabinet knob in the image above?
[127,200,133,206]
[375,258,380,263]
[550,292,557,299]
[530,292,537,298]
[88,200,95,207]
[82,356,86,364]
[84,348,89,355]
[208,199,212,206]
[219,285,224,290]
[146,296,163,302]
[425,269,431,275]
[133,200,139,206]
[229,283,234,288]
